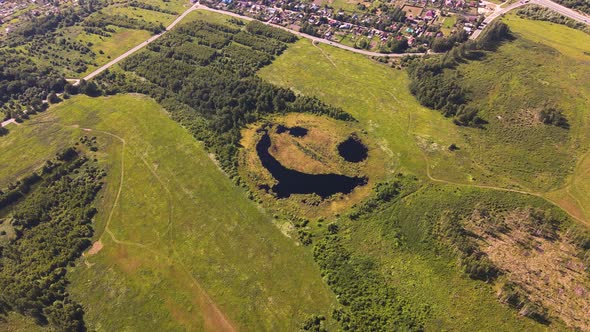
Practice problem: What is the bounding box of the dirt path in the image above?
[422,153,589,226]
[76,126,235,332]
[312,41,337,67]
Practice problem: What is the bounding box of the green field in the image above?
[258,39,510,188]
[441,15,457,35]
[256,15,590,329]
[256,38,554,332]
[458,15,590,222]
[259,14,590,225]
[2,6,590,330]
[76,26,152,76]
[0,94,338,330]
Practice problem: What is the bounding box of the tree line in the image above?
[403,21,513,127]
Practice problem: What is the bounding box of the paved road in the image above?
[82,3,199,82]
[535,0,590,23]
[1,118,17,127]
[471,0,590,39]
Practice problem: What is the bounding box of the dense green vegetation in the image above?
[552,0,590,15]
[0,50,61,120]
[95,19,350,178]
[0,144,104,331]
[313,235,426,330]
[84,12,165,34]
[404,21,512,127]
[2,3,590,331]
[516,5,590,33]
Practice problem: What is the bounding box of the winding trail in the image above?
[421,153,589,226]
[312,41,337,67]
[76,126,235,332]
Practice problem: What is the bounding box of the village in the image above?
[0,0,70,35]
[200,0,496,52]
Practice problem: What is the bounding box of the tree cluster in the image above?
[245,21,298,43]
[128,0,177,15]
[0,50,65,120]
[84,13,165,34]
[313,236,426,330]
[0,146,105,331]
[436,213,500,281]
[538,107,569,129]
[551,0,590,15]
[404,21,512,127]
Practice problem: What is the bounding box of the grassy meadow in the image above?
[458,15,590,222]
[258,38,515,188]
[0,94,338,330]
[258,14,590,224]
[257,14,590,329]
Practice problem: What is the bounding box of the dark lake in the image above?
[338,136,368,163]
[276,125,308,137]
[256,131,367,199]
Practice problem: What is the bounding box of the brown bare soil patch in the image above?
[167,264,235,332]
[112,245,142,274]
[467,209,590,330]
[506,108,544,127]
[402,5,423,19]
[86,240,104,256]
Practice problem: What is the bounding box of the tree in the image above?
[82,81,101,97]
[47,92,61,104]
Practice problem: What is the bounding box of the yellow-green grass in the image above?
[100,5,177,26]
[257,16,590,224]
[456,15,590,222]
[347,183,567,331]
[502,14,590,60]
[256,24,589,328]
[183,9,247,25]
[318,0,366,12]
[441,15,457,35]
[0,312,49,332]
[131,0,190,14]
[258,39,509,187]
[239,113,390,218]
[0,94,338,330]
[77,26,152,76]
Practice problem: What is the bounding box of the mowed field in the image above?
[0,94,337,330]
